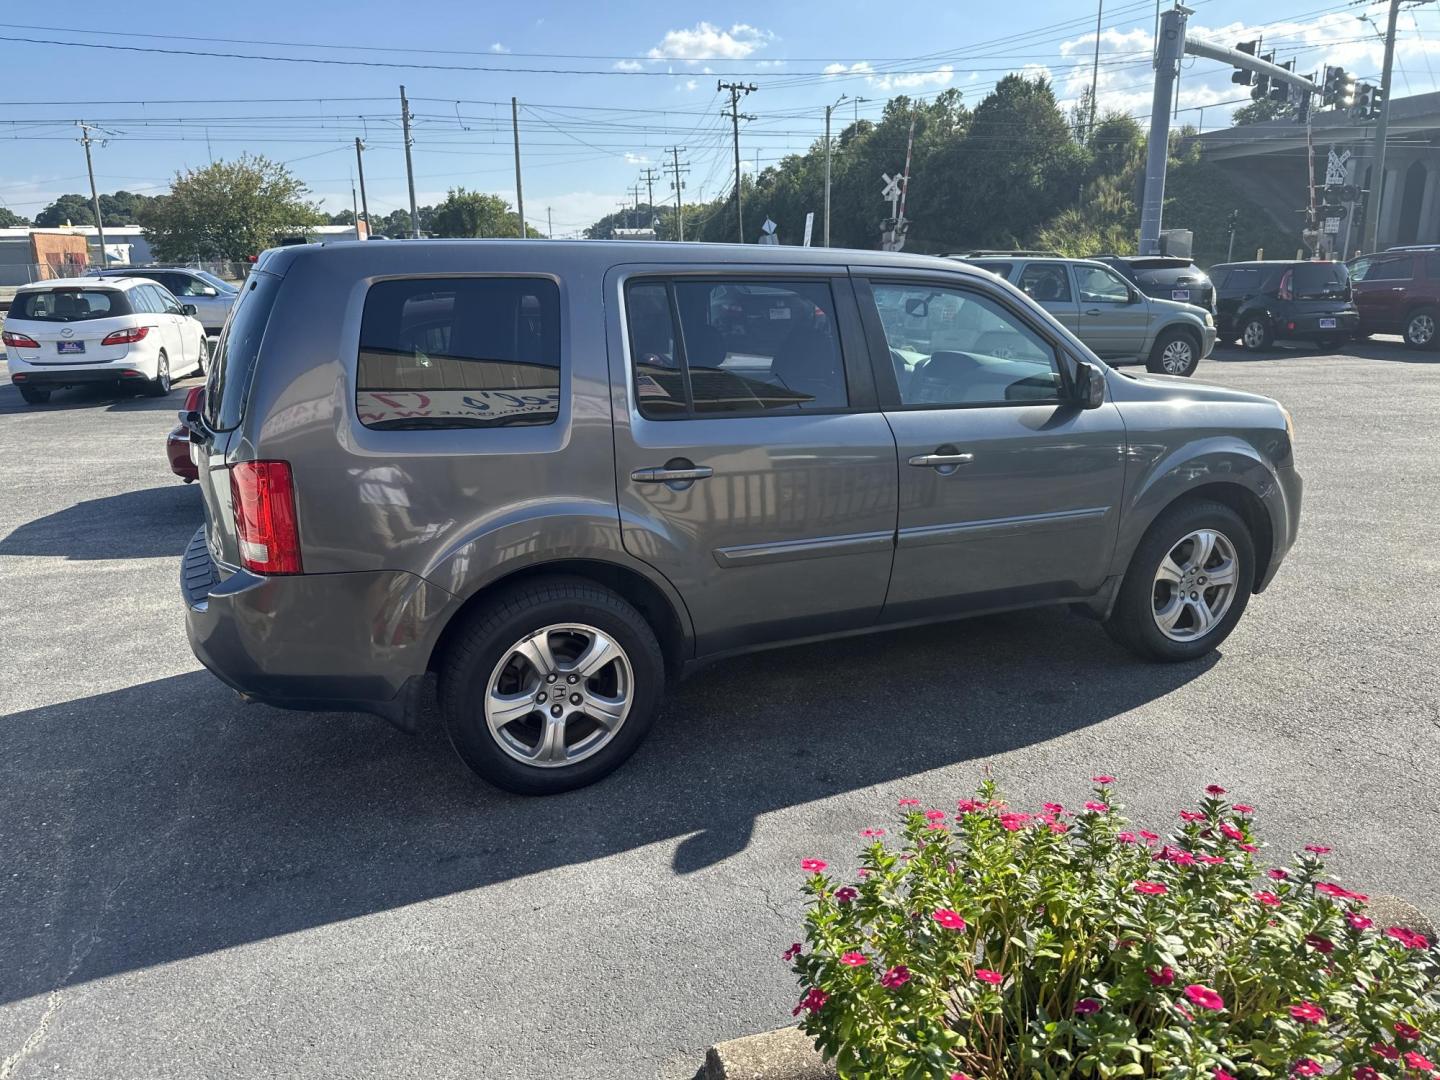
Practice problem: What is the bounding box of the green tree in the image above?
[1232,97,1297,125]
[97,190,152,224]
[428,187,541,238]
[0,206,30,227]
[137,155,323,261]
[329,209,357,225]
[35,194,95,228]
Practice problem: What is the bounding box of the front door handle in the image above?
[1083,308,1102,316]
[631,464,714,483]
[907,452,974,468]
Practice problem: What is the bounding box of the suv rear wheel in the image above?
[1240,317,1273,352]
[1105,500,1254,662]
[439,577,665,795]
[18,385,51,405]
[1404,308,1438,350]
[1147,328,1200,377]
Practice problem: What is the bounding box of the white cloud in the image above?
[676,78,700,93]
[489,42,510,54]
[755,59,786,70]
[623,152,652,165]
[824,60,953,92]
[648,22,772,62]
[613,59,644,72]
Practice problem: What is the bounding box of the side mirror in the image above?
[1127,286,1142,304]
[1074,361,1106,409]
[181,303,198,317]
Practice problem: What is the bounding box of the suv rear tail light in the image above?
[2,330,40,348]
[101,326,150,346]
[230,460,302,575]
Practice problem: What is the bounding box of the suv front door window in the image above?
[1072,264,1148,357]
[1018,263,1079,331]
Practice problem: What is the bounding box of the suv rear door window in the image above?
[1291,264,1349,298]
[356,277,561,429]
[15,288,128,321]
[1018,263,1072,302]
[624,278,847,416]
[1221,268,1261,293]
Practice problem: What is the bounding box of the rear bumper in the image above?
[1277,312,1360,339]
[181,527,453,726]
[11,366,153,386]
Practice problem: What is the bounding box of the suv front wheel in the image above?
[439,577,666,794]
[1404,307,1438,350]
[1105,500,1255,662]
[1147,328,1200,377]
[1240,317,1273,352]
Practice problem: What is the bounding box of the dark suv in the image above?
[1210,261,1358,351]
[1093,255,1216,313]
[181,240,1301,794]
[1348,249,1440,349]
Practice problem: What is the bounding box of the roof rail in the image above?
[945,249,1064,259]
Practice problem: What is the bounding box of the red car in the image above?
[1349,247,1440,349]
[166,386,204,482]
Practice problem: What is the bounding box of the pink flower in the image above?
[835,887,858,904]
[1396,1022,1423,1041]
[1048,821,1069,834]
[1305,844,1331,855]
[1290,1001,1326,1024]
[974,969,1003,985]
[857,868,870,878]
[1386,926,1431,950]
[1184,984,1225,1011]
[1267,868,1289,880]
[1314,882,1355,899]
[1158,848,1197,866]
[926,822,950,832]
[1304,934,1335,954]
[1074,998,1101,1016]
[1205,784,1228,795]
[1233,804,1255,814]
[1220,822,1245,842]
[1239,842,1258,853]
[801,859,828,874]
[957,799,985,813]
[782,943,802,961]
[1084,801,1109,813]
[1199,854,1226,865]
[1179,809,1206,823]
[1091,775,1115,784]
[839,951,868,967]
[1292,1059,1322,1077]
[898,798,920,807]
[792,987,828,1015]
[1134,880,1168,895]
[1148,965,1175,987]
[1139,830,1160,845]
[1404,1051,1436,1073]
[950,1074,974,1080]
[860,828,886,838]
[1117,831,1138,844]
[880,965,910,989]
[932,908,966,931]
[924,809,947,822]
[1215,1071,1237,1080]
[999,812,1030,831]
[1374,1043,1401,1060]
[1175,1001,1194,1021]
[1347,911,1373,930]
[1043,803,1064,815]
[1356,1069,1381,1080]
[1253,891,1281,907]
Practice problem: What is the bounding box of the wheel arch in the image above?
[1129,481,1275,594]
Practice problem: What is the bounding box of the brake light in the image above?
[101,326,150,346]
[1278,270,1294,301]
[2,330,40,348]
[230,461,302,575]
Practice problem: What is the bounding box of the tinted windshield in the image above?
[14,288,130,321]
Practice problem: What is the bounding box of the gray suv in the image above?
[181,241,1301,794]
[961,256,1217,377]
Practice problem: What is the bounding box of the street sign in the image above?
[803,211,814,247]
[880,172,902,201]
[758,217,779,245]
[1325,147,1352,187]
[1324,217,1341,234]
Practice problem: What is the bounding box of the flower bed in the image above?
[786,778,1438,1079]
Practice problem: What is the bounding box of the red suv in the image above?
[1349,249,1440,349]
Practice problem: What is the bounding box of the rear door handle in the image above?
[907,452,974,468]
[631,465,714,483]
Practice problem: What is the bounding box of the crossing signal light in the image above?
[1323,65,1356,109]
[1232,40,1258,86]
[1269,59,1294,103]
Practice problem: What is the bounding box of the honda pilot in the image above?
[182,241,1302,794]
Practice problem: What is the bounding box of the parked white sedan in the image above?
[3,276,209,404]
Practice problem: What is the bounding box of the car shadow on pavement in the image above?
[1210,340,1439,364]
[0,610,1217,1008]
[0,485,199,559]
[0,377,202,416]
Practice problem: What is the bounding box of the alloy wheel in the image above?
[483,623,634,767]
[1242,321,1267,349]
[1408,314,1434,346]
[1151,529,1240,642]
[1160,338,1194,374]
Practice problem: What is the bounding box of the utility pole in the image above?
[640,167,659,220]
[78,123,106,266]
[628,183,643,231]
[547,206,553,239]
[512,97,525,238]
[664,147,689,241]
[1360,0,1402,253]
[823,95,847,247]
[1089,0,1104,138]
[400,85,420,237]
[1227,209,1239,262]
[355,137,371,239]
[1139,8,1187,254]
[718,80,757,243]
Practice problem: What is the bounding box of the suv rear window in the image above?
[356,277,561,429]
[205,271,282,431]
[1219,268,1261,292]
[14,288,129,321]
[1291,263,1349,298]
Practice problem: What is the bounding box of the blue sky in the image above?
[4,0,1440,236]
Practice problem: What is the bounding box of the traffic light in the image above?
[1251,51,1276,101]
[1322,66,1356,108]
[1366,82,1386,120]
[1354,82,1374,119]
[1232,40,1258,86]
[1269,59,1294,103]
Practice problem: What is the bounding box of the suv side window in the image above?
[1073,265,1131,304]
[624,278,847,417]
[869,281,1063,407]
[1018,263,1072,302]
[356,277,561,430]
[131,285,159,314]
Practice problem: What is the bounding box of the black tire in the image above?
[1240,317,1273,352]
[1146,327,1201,376]
[439,577,665,795]
[17,385,52,404]
[194,338,209,376]
[1104,499,1255,662]
[145,350,172,397]
[1403,308,1438,350]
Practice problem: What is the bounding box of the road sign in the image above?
[1324,217,1341,234]
[880,172,902,200]
[802,211,814,247]
[1325,147,1352,186]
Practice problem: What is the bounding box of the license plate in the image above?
[56,340,85,354]
[1171,289,1191,301]
[1319,318,1337,329]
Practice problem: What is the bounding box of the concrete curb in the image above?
[703,1026,834,1080]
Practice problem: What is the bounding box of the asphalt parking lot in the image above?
[1,341,1438,1080]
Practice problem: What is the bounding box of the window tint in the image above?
[154,272,202,297]
[969,261,1013,279]
[1221,268,1261,293]
[624,278,847,417]
[1018,263,1072,302]
[129,286,157,315]
[153,285,183,313]
[1073,265,1131,303]
[871,282,1062,407]
[1354,256,1411,282]
[1292,264,1349,297]
[15,288,129,321]
[206,271,283,431]
[356,277,561,430]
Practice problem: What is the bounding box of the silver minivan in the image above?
[181,241,1301,794]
